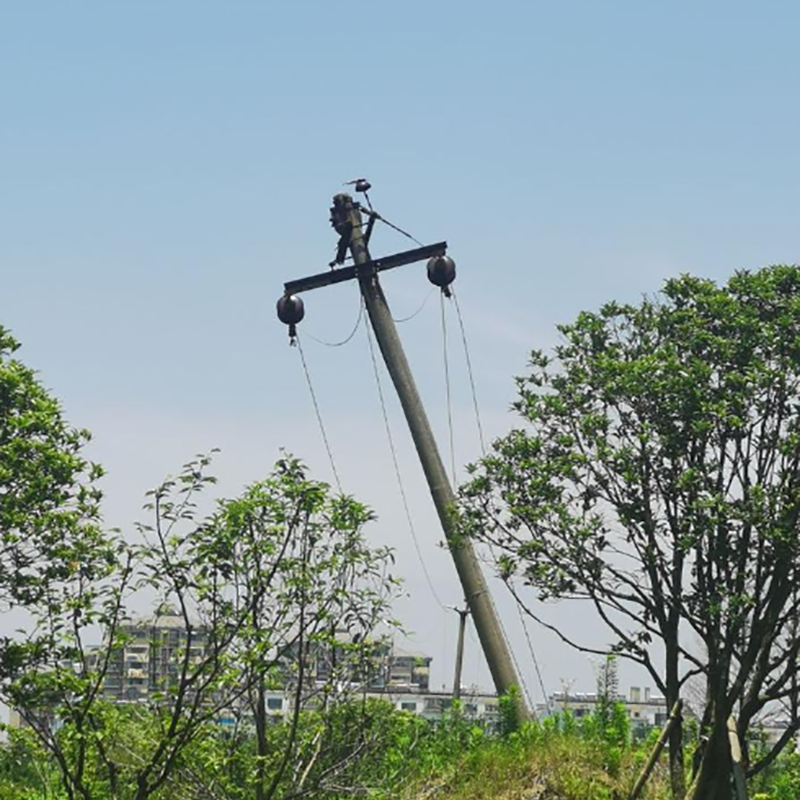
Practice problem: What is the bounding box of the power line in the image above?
[304,295,364,347]
[451,290,540,716]
[440,293,457,487]
[452,287,487,456]
[517,599,550,712]
[392,287,436,324]
[364,317,448,612]
[296,335,343,494]
[477,537,545,715]
[374,212,424,247]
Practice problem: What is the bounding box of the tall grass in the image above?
[395,705,671,800]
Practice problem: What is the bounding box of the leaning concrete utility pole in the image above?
[277,188,527,721]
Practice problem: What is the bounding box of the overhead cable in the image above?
[364,317,448,612]
[305,295,365,348]
[296,336,343,494]
[452,287,487,456]
[440,292,457,487]
[392,287,436,324]
[517,599,551,711]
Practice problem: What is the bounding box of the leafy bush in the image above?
[750,750,800,800]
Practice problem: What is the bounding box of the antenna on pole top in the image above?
[345,177,373,209]
[345,177,372,194]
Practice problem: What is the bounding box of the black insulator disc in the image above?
[427,255,456,288]
[277,294,305,326]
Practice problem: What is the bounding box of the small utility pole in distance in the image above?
[278,189,528,724]
[450,606,470,702]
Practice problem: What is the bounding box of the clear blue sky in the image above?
[3,0,799,700]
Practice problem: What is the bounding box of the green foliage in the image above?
[27,698,800,800]
[750,749,800,800]
[0,326,132,799]
[594,655,621,736]
[497,685,522,736]
[459,266,800,795]
[0,727,61,799]
[579,702,630,776]
[0,324,400,800]
[0,325,108,606]
[402,708,664,800]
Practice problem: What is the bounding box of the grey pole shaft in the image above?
[453,608,469,702]
[342,196,526,718]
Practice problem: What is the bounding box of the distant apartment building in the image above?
[548,686,669,734]
[98,608,209,702]
[95,611,435,704]
[278,633,432,694]
[370,647,432,692]
[372,686,499,725]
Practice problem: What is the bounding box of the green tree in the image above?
[0,325,107,607]
[594,655,620,735]
[82,453,398,800]
[0,325,132,800]
[174,455,400,800]
[0,326,399,800]
[460,266,800,799]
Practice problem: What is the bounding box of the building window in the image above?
[401,702,417,711]
[267,698,283,711]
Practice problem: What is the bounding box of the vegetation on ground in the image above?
[3,695,800,800]
[0,324,398,800]
[0,699,666,800]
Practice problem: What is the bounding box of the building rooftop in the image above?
[122,608,198,629]
[392,648,432,660]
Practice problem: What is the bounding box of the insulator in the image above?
[277,294,305,326]
[427,255,456,292]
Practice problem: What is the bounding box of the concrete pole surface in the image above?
[337,193,527,722]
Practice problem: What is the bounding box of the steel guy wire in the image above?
[452,287,487,457]
[440,292,457,488]
[450,288,543,713]
[516,598,551,711]
[392,286,436,324]
[296,335,343,494]
[374,213,424,247]
[479,536,536,716]
[442,286,532,709]
[364,315,448,613]
[304,295,365,348]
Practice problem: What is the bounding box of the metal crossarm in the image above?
[284,242,448,295]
